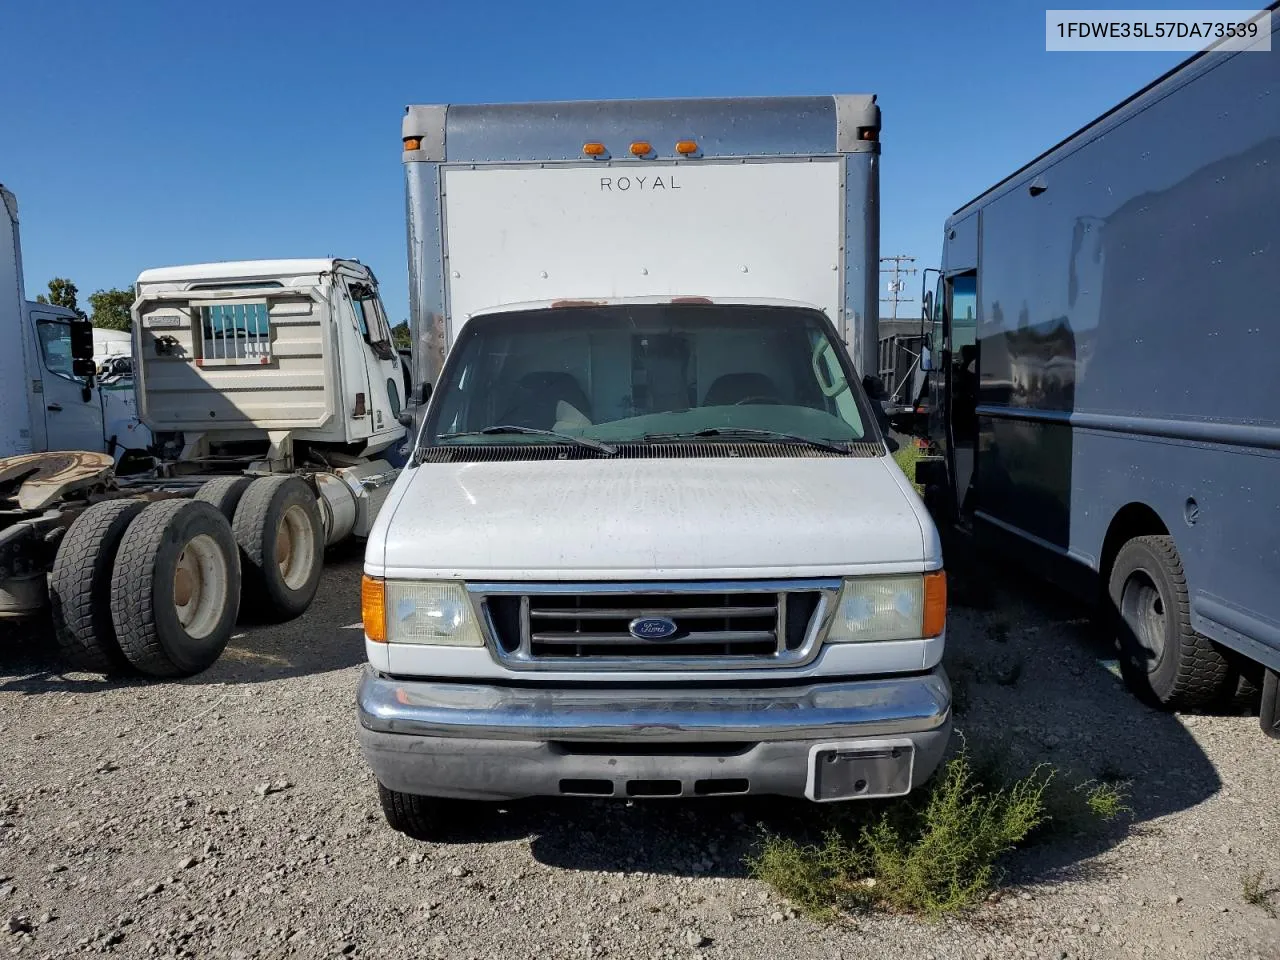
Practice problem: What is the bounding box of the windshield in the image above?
[423,304,874,448]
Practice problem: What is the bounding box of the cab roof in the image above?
[136,258,371,286]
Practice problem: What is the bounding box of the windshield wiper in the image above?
[640,427,852,454]
[437,425,618,456]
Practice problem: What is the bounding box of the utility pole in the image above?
[879,255,918,323]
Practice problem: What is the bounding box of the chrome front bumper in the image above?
[356,666,952,801]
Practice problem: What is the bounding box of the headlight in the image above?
[825,572,946,643]
[382,580,485,646]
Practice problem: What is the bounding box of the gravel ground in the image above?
[2,543,1277,960]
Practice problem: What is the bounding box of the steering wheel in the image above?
[733,396,782,405]
[811,338,849,398]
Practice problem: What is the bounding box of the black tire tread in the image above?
[1116,534,1230,709]
[377,783,437,840]
[194,476,254,522]
[232,475,322,621]
[111,499,191,676]
[49,499,147,673]
[111,499,239,677]
[232,476,290,576]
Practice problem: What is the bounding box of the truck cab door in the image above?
[343,279,404,447]
[30,308,105,453]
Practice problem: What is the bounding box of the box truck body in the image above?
[358,97,953,829]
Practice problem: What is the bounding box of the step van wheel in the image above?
[194,476,254,522]
[1108,534,1231,710]
[232,475,324,621]
[49,499,148,673]
[111,499,242,678]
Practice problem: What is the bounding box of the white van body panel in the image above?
[442,160,843,334]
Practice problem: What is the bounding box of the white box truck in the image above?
[358,96,951,834]
[2,183,406,676]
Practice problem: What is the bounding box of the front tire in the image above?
[111,500,242,678]
[1109,535,1230,709]
[377,783,443,841]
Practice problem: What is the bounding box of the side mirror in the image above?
[862,374,887,401]
[69,319,95,363]
[413,382,432,406]
[72,358,97,379]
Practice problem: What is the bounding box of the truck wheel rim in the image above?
[1120,573,1166,667]
[276,504,316,591]
[173,534,228,639]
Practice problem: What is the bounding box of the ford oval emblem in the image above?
[629,616,679,640]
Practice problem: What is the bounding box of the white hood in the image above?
[369,454,938,581]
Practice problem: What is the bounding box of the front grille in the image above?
[479,582,832,670]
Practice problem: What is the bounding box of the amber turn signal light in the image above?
[922,570,947,638]
[362,575,386,642]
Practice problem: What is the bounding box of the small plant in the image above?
[1242,870,1279,918]
[748,830,870,920]
[1080,780,1132,822]
[747,749,1053,919]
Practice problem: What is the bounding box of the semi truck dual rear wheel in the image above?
[1109,535,1231,710]
[110,500,241,678]
[232,475,323,621]
[194,476,254,522]
[49,499,147,673]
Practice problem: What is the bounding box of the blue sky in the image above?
[1,0,1188,323]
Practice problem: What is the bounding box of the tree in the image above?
[36,277,87,318]
[391,320,411,349]
[88,287,134,331]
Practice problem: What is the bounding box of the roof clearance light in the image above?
[583,142,608,158]
[675,140,699,155]
[629,141,653,157]
[403,137,422,151]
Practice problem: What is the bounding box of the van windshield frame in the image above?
[420,303,883,451]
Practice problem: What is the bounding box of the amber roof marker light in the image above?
[403,136,422,151]
[583,142,609,159]
[675,140,701,156]
[629,141,654,158]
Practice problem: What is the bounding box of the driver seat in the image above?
[703,372,781,406]
[496,371,592,429]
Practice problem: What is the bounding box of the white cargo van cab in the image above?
[358,96,950,833]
